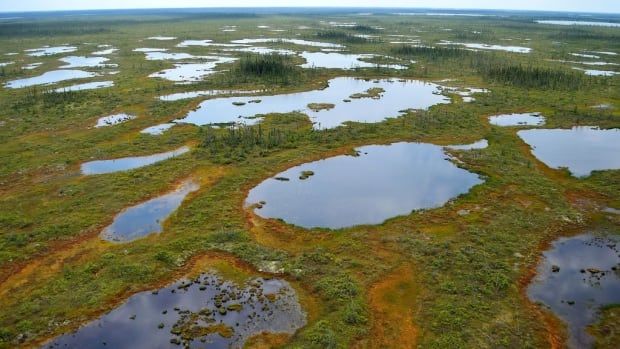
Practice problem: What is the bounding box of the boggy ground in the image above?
[0,10,619,349]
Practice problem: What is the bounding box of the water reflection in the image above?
[81,146,189,175]
[518,126,620,177]
[300,52,407,70]
[54,81,114,93]
[489,112,545,127]
[176,77,450,129]
[527,233,620,348]
[246,142,483,229]
[95,113,135,128]
[44,273,306,348]
[5,70,97,89]
[140,123,175,135]
[59,56,111,68]
[25,45,77,56]
[100,180,199,242]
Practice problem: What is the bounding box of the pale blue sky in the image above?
[1,0,619,14]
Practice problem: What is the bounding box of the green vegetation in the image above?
[589,305,620,348]
[0,9,618,349]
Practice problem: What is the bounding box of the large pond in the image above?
[5,70,98,89]
[527,233,620,348]
[100,180,199,242]
[44,272,306,348]
[518,126,620,177]
[81,146,189,175]
[245,142,483,229]
[175,77,450,129]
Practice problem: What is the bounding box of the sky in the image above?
[1,0,620,14]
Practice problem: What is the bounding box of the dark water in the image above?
[100,180,199,242]
[246,142,483,229]
[527,233,620,348]
[81,146,189,175]
[44,273,306,349]
[518,126,620,177]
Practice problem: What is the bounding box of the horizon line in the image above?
[1,6,620,15]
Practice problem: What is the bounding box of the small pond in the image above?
[81,146,189,175]
[141,123,176,135]
[489,112,545,127]
[230,38,344,48]
[100,180,199,242]
[149,57,237,84]
[54,81,114,93]
[439,41,531,53]
[43,272,306,348]
[59,56,111,68]
[148,36,177,40]
[95,113,135,128]
[5,70,98,89]
[143,52,203,61]
[527,233,620,348]
[518,126,620,177]
[25,45,77,56]
[573,68,619,76]
[175,77,450,129]
[300,52,407,70]
[245,142,483,229]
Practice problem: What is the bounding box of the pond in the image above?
[230,38,344,48]
[95,113,135,128]
[158,89,264,102]
[572,68,619,76]
[59,56,111,68]
[299,52,407,70]
[536,20,620,28]
[81,146,189,175]
[438,41,532,53]
[23,62,43,70]
[245,142,483,229]
[100,180,199,242]
[527,233,620,348]
[489,112,545,127]
[92,47,118,55]
[43,272,306,348]
[54,81,114,93]
[142,52,203,61]
[177,40,250,48]
[4,70,98,89]
[148,36,177,40]
[140,123,176,135]
[518,126,620,177]
[175,77,450,129]
[25,45,77,56]
[149,57,237,83]
[225,46,297,55]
